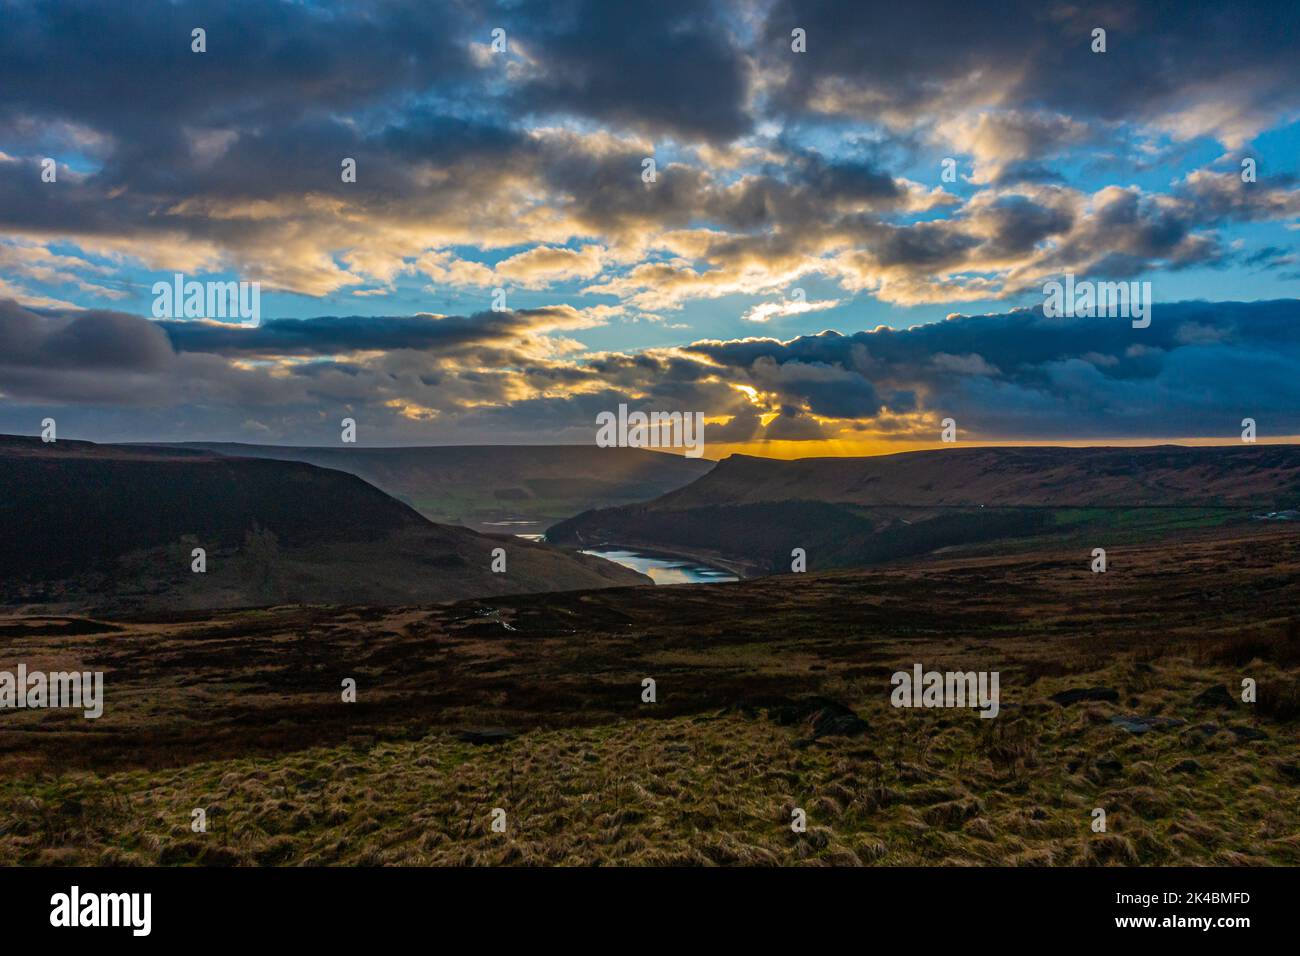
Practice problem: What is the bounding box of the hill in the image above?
[4,522,1299,865]
[0,436,646,613]
[548,444,1300,574]
[654,445,1300,509]
[165,442,712,533]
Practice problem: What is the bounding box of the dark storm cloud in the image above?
[764,406,831,441]
[0,300,173,370]
[0,0,475,137]
[761,0,1300,139]
[0,111,528,238]
[503,0,751,142]
[0,300,246,405]
[687,300,1300,438]
[797,153,902,202]
[976,195,1075,258]
[0,0,749,156]
[532,139,913,244]
[0,299,595,417]
[157,308,577,357]
[14,0,1285,175]
[5,298,1300,442]
[3,0,1296,312]
[867,221,982,270]
[0,0,750,280]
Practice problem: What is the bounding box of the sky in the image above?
[2,0,1299,457]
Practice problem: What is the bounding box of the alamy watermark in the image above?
[890,663,1000,718]
[152,272,260,327]
[0,665,103,718]
[595,403,706,458]
[1043,273,1151,328]
[50,886,150,936]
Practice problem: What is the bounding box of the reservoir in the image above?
[579,548,738,585]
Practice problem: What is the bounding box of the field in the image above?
[2,523,1298,866]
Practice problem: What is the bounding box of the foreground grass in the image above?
[3,654,1295,866]
[4,526,1298,865]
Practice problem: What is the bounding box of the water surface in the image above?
[580,548,738,585]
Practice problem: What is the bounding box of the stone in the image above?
[1193,684,1235,709]
[1109,714,1186,734]
[455,727,518,745]
[1050,687,1119,706]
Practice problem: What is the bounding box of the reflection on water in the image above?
[580,548,738,585]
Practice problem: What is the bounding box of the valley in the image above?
[165,442,711,533]
[3,438,1298,866]
[0,436,647,614]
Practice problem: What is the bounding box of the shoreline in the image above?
[576,541,757,581]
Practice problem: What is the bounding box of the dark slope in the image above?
[653,444,1300,510]
[164,442,712,531]
[548,444,1300,574]
[0,438,422,579]
[0,436,646,612]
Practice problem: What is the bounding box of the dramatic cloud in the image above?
[761,0,1300,148]
[5,298,1300,447]
[2,1,1299,449]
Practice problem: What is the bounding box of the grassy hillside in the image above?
[0,436,646,612]
[167,442,712,532]
[549,445,1300,573]
[2,524,1297,865]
